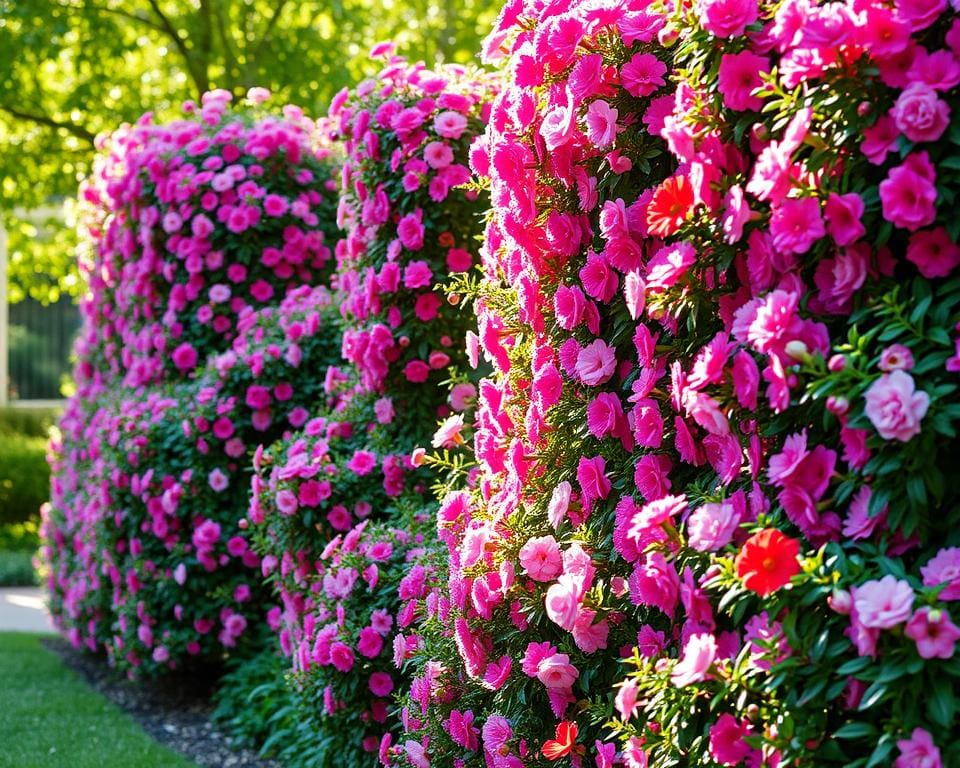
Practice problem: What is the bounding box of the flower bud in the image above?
[827,354,846,372]
[658,25,679,46]
[410,447,427,467]
[399,335,410,347]
[785,340,810,362]
[829,588,852,615]
[826,395,849,416]
[857,101,872,117]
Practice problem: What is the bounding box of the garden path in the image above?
[0,586,53,632]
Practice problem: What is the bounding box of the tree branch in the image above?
[145,0,210,96]
[241,0,290,88]
[0,105,96,144]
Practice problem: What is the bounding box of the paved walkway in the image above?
[0,587,54,632]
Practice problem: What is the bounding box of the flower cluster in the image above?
[73,90,339,387]
[275,515,436,767]
[395,1,960,766]
[45,91,343,673]
[246,50,494,760]
[329,47,493,435]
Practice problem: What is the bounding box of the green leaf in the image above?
[833,722,878,740]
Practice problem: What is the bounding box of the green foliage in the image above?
[0,549,37,586]
[0,406,58,437]
[212,642,326,765]
[0,633,199,768]
[0,431,49,525]
[0,0,496,303]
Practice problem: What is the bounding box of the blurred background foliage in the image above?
[0,0,496,305]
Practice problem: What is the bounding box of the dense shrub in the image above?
[246,50,495,763]
[0,432,50,526]
[74,90,340,387]
[43,92,343,670]
[393,1,960,767]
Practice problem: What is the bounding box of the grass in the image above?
[0,633,198,768]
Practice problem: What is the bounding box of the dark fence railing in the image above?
[8,297,80,401]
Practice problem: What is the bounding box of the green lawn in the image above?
[0,633,198,768]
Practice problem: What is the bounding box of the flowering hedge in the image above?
[246,51,494,763]
[44,90,343,676]
[73,89,339,388]
[45,284,344,675]
[390,1,960,766]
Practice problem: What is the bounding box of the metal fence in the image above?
[0,213,79,407]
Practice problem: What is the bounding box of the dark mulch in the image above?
[43,637,280,768]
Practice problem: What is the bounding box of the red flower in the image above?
[735,528,801,596]
[542,721,582,760]
[646,175,695,237]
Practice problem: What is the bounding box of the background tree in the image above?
[0,0,494,303]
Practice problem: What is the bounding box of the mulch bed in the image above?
[43,637,280,768]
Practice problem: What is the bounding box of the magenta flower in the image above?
[905,606,960,659]
[895,728,942,768]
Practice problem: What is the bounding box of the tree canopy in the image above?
[0,0,495,303]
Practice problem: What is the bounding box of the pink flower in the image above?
[584,100,619,149]
[347,450,377,476]
[717,51,768,111]
[907,228,960,278]
[879,344,915,372]
[481,714,513,752]
[434,110,467,139]
[852,575,914,629]
[921,547,960,600]
[709,714,752,766]
[547,482,572,528]
[540,91,576,151]
[861,115,899,165]
[404,260,433,289]
[892,82,950,143]
[172,343,198,372]
[536,652,579,689]
[545,580,581,630]
[587,392,626,440]
[769,197,825,255]
[329,641,355,672]
[686,501,740,551]
[357,626,384,658]
[397,209,425,250]
[905,607,960,659]
[629,552,679,616]
[575,340,617,386]
[895,729,942,768]
[696,0,758,37]
[207,468,228,492]
[579,251,619,303]
[621,53,667,97]
[404,360,431,382]
[369,671,393,697]
[879,152,937,231]
[445,709,479,751]
[671,632,717,687]
[864,370,930,442]
[519,536,563,582]
[823,193,865,246]
[577,455,611,511]
[554,284,586,329]
[646,242,696,290]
